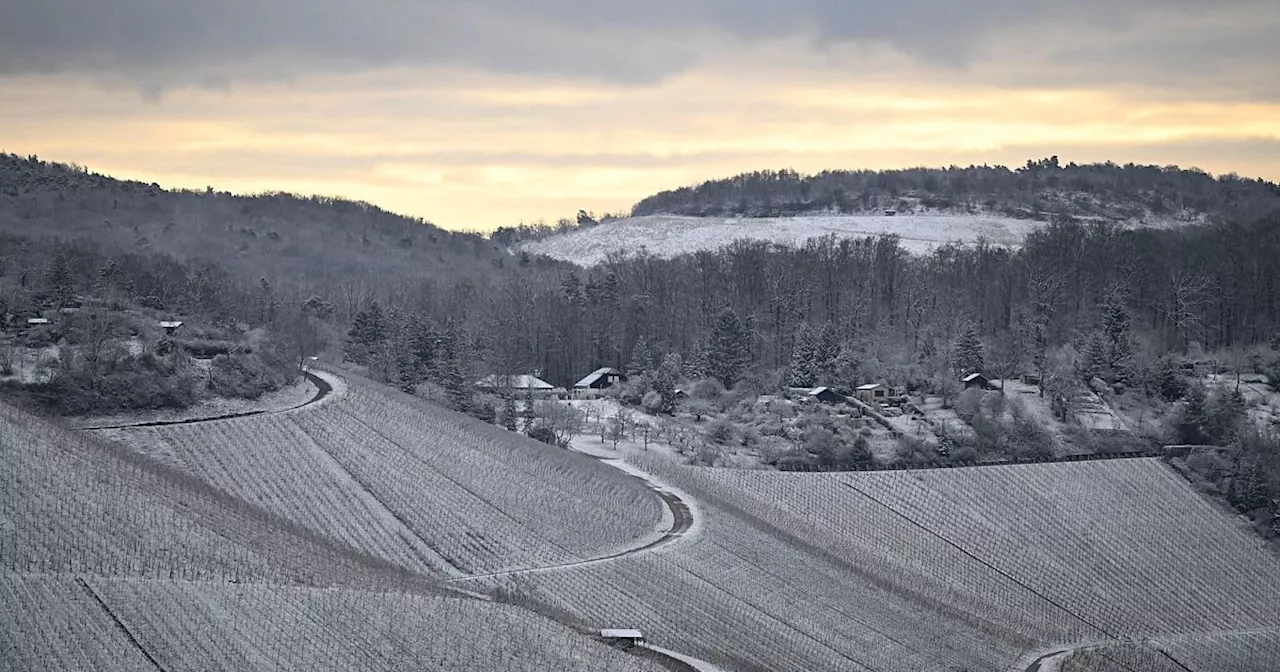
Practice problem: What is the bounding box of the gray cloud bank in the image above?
[0,0,1277,97]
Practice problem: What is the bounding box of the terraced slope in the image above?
[0,575,660,672]
[498,457,1280,672]
[113,368,665,577]
[0,400,668,672]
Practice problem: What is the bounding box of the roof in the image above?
[159,321,183,328]
[599,629,644,639]
[856,383,887,390]
[808,386,834,396]
[962,373,987,382]
[475,374,554,390]
[26,318,50,325]
[574,367,623,388]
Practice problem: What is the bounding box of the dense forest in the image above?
[630,158,1280,222]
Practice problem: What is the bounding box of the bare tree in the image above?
[534,400,585,446]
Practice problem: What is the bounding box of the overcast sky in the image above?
[2,0,1278,229]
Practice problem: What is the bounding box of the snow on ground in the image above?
[522,214,1047,266]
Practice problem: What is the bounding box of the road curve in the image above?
[448,455,695,583]
[76,370,333,431]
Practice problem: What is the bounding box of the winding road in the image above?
[76,370,333,431]
[447,454,695,583]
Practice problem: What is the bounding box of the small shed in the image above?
[884,209,897,216]
[1019,372,1041,386]
[855,383,889,405]
[807,387,845,404]
[599,629,645,646]
[573,367,626,398]
[159,320,183,335]
[962,372,990,390]
[25,318,51,327]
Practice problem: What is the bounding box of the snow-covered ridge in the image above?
[520,213,1182,267]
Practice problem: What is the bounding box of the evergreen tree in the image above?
[46,251,75,308]
[258,277,279,324]
[788,323,819,388]
[952,321,985,376]
[1078,331,1109,382]
[1150,355,1186,401]
[627,336,655,377]
[346,301,388,365]
[707,308,750,388]
[1175,383,1212,445]
[652,353,683,414]
[439,318,470,410]
[502,394,518,432]
[1099,294,1135,383]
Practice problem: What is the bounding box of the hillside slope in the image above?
[499,456,1280,672]
[522,212,1055,264]
[0,153,511,286]
[0,396,669,672]
[109,367,665,577]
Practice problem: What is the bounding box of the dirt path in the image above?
[447,455,695,583]
[77,370,333,431]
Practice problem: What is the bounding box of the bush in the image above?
[707,419,735,444]
[4,354,200,415]
[526,425,557,445]
[641,390,664,414]
[469,401,497,424]
[690,378,725,400]
[208,353,290,400]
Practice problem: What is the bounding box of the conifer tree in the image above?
[707,308,750,388]
[952,321,985,376]
[788,323,818,388]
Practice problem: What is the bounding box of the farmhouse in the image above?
[855,383,889,405]
[475,374,557,397]
[962,372,990,390]
[798,386,844,404]
[573,367,626,398]
[159,320,183,335]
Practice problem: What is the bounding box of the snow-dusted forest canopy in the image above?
[629,158,1280,221]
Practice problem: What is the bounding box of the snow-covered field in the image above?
[522,214,1049,265]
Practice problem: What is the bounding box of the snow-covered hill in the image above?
[521,214,1067,266]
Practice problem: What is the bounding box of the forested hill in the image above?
[630,158,1280,222]
[0,153,516,283]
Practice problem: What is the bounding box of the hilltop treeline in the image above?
[631,158,1280,221]
[0,153,508,286]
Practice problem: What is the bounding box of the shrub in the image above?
[208,353,289,400]
[5,354,200,415]
[526,425,557,445]
[707,419,735,444]
[469,401,497,424]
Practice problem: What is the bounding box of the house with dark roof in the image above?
[573,367,626,398]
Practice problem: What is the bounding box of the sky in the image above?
[2,1,1279,231]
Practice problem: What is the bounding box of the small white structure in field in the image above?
[159,320,183,335]
[855,383,889,405]
[599,628,645,646]
[25,318,51,327]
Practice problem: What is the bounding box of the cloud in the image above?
[0,0,1276,99]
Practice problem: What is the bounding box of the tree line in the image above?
[630,158,1280,222]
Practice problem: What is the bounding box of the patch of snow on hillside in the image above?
[522,214,1045,266]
